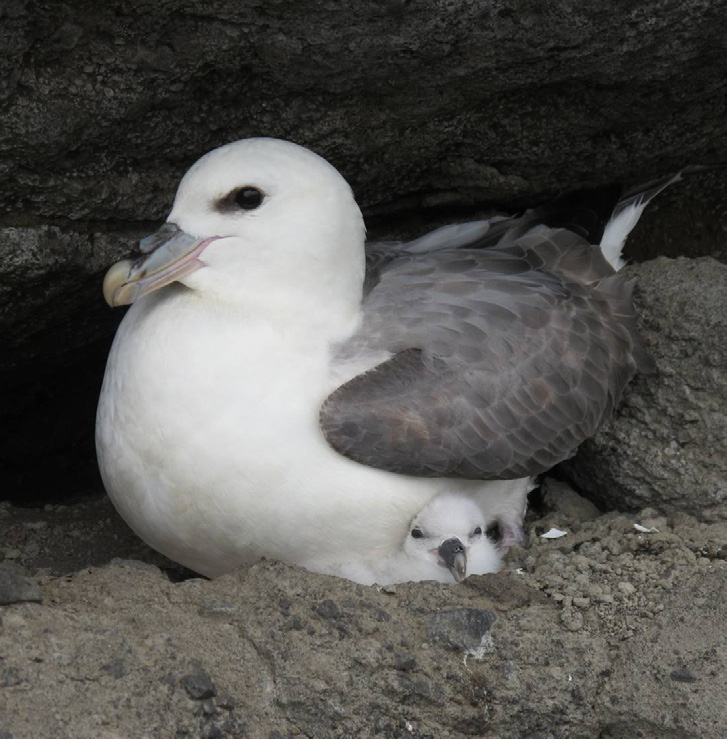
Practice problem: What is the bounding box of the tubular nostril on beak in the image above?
[139,222,183,253]
[438,537,468,583]
[442,539,464,555]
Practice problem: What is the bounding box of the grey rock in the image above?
[280,614,305,632]
[99,657,126,679]
[215,695,235,711]
[426,607,496,652]
[2,1,727,505]
[181,667,217,700]
[0,566,42,605]
[312,599,342,620]
[540,477,602,523]
[1,667,23,688]
[670,667,697,683]
[199,601,240,618]
[2,3,726,223]
[561,257,727,521]
[394,653,417,672]
[109,558,163,575]
[195,698,216,717]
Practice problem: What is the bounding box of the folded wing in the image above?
[320,229,652,480]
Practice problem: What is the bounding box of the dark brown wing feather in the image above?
[321,230,652,480]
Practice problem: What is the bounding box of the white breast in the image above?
[96,288,449,576]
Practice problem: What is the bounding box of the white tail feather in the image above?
[599,200,649,271]
[600,171,683,271]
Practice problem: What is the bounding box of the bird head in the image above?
[103,138,366,322]
[403,492,502,583]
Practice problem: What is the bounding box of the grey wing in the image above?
[321,232,652,480]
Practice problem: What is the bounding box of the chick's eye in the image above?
[233,187,264,210]
[472,526,483,536]
[410,528,424,539]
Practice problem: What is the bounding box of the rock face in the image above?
[2,0,727,503]
[1,492,726,739]
[3,2,726,222]
[561,257,727,520]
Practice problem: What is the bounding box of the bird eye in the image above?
[472,526,483,536]
[233,187,264,210]
[410,527,424,539]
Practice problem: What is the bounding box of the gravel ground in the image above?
[1,480,725,738]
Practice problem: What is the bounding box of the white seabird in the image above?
[96,137,667,580]
[324,491,502,585]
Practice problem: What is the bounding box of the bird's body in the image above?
[97,137,662,581]
[98,299,526,576]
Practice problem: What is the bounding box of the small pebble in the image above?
[0,568,42,605]
[2,612,28,630]
[24,521,48,531]
[670,667,697,683]
[216,695,236,711]
[181,669,217,700]
[617,582,636,596]
[559,610,584,632]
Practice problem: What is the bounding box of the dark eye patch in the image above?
[410,527,425,539]
[217,186,265,212]
[485,522,502,542]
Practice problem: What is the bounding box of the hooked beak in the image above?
[438,537,468,583]
[102,223,220,307]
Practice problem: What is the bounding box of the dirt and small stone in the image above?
[1,480,725,739]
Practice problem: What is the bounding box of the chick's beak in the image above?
[102,223,220,307]
[438,537,467,583]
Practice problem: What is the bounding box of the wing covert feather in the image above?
[321,234,651,480]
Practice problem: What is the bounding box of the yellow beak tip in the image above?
[102,260,134,307]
